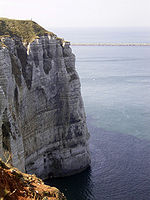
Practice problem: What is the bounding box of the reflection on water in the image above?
[45,125,150,200]
[45,166,95,200]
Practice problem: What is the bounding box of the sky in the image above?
[0,0,150,28]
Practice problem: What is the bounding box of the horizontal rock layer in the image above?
[0,35,90,179]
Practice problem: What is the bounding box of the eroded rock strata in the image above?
[0,19,90,179]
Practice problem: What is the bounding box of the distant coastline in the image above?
[71,43,150,46]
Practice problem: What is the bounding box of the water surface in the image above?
[46,28,150,200]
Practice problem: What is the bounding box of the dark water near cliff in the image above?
[45,28,150,200]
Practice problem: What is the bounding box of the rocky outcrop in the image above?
[0,159,66,200]
[0,20,90,179]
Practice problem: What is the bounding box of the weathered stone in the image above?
[0,35,90,179]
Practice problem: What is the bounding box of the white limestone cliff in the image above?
[0,35,90,179]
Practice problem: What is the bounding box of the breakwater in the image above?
[71,43,150,46]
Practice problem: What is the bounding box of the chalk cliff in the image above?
[0,18,90,179]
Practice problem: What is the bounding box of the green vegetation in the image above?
[0,18,56,43]
[0,41,7,48]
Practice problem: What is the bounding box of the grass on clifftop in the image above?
[0,18,56,43]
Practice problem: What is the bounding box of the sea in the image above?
[45,27,150,200]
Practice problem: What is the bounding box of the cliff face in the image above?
[0,20,90,179]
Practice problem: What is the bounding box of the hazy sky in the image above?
[0,0,150,28]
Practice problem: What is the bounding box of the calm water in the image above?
[45,28,150,200]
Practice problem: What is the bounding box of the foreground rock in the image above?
[0,159,66,200]
[0,18,90,179]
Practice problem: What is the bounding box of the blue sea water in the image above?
[45,28,150,200]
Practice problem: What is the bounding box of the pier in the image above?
[71,43,150,46]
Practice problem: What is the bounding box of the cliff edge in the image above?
[0,159,66,200]
[0,18,90,179]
